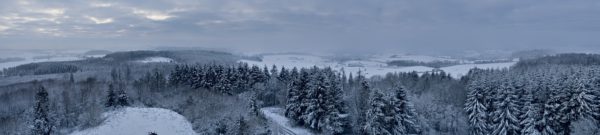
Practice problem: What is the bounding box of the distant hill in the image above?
[514,53,600,68]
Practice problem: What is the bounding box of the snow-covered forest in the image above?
[0,49,599,135]
[2,0,600,134]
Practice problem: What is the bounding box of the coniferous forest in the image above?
[1,51,598,135]
[2,0,600,134]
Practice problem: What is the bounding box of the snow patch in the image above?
[70,107,197,135]
[441,62,516,78]
[136,57,175,63]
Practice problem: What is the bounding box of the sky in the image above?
[1,0,599,53]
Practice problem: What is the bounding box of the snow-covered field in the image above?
[70,107,197,135]
[441,62,516,78]
[240,54,515,78]
[136,57,175,63]
[261,107,314,135]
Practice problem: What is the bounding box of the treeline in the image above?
[0,57,25,63]
[284,67,348,134]
[387,60,460,68]
[168,63,271,95]
[2,62,78,76]
[464,66,600,135]
[514,53,600,68]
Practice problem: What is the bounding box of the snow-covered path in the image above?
[70,107,197,135]
[261,107,314,135]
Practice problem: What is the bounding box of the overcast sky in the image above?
[1,0,599,53]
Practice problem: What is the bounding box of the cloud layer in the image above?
[1,0,599,52]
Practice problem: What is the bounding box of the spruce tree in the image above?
[490,81,521,135]
[116,87,130,107]
[32,86,52,135]
[249,94,260,116]
[363,90,391,135]
[563,78,597,121]
[285,68,310,124]
[465,80,490,135]
[301,70,329,131]
[520,89,540,135]
[323,71,345,134]
[390,85,421,135]
[105,84,117,108]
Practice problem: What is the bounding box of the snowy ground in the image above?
[240,54,515,78]
[136,57,175,63]
[261,107,314,135]
[441,62,516,78]
[70,107,197,135]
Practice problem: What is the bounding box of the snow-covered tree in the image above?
[465,79,490,135]
[563,78,597,121]
[363,90,392,135]
[249,94,260,116]
[540,87,563,135]
[214,69,233,95]
[32,86,52,135]
[490,81,521,135]
[116,87,130,107]
[520,89,540,135]
[390,85,421,135]
[105,84,117,108]
[285,69,310,124]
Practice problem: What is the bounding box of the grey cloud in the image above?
[0,0,599,53]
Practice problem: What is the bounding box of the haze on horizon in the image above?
[1,0,599,53]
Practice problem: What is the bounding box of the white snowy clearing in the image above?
[70,107,197,135]
[261,107,314,135]
[370,53,462,63]
[441,62,516,78]
[136,57,175,63]
[240,54,515,78]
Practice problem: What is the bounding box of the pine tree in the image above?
[390,85,421,135]
[278,67,289,83]
[357,72,371,134]
[116,87,130,107]
[563,78,596,121]
[105,84,117,108]
[270,65,278,79]
[520,89,540,135]
[32,86,52,135]
[323,71,346,134]
[285,69,310,124]
[490,81,521,135]
[363,90,391,135]
[263,66,271,80]
[465,80,490,135]
[214,69,233,95]
[249,94,260,116]
[69,73,75,83]
[301,70,329,131]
